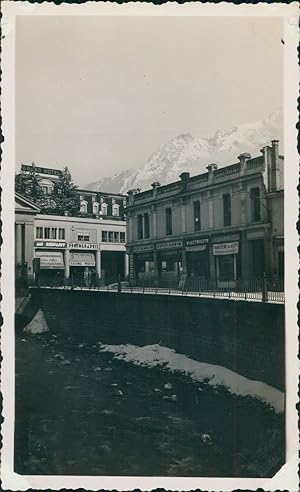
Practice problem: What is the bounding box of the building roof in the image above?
[15,192,41,212]
[77,188,126,198]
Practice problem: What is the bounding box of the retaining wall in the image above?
[29,289,285,390]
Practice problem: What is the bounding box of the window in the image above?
[36,227,43,239]
[120,232,126,243]
[109,231,114,242]
[114,232,119,243]
[144,213,150,238]
[44,227,50,239]
[223,194,231,226]
[194,201,201,231]
[102,231,108,242]
[251,239,265,277]
[80,200,88,214]
[166,208,172,235]
[101,203,108,216]
[145,261,155,273]
[58,228,65,240]
[93,202,99,215]
[51,228,57,240]
[218,255,234,281]
[112,204,120,217]
[161,258,176,272]
[250,187,261,222]
[137,214,143,240]
[77,231,90,242]
[42,186,48,195]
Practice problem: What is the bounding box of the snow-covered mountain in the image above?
[86,109,283,194]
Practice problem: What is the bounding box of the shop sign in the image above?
[213,241,239,256]
[35,240,66,248]
[35,251,64,269]
[68,242,99,250]
[69,252,96,267]
[186,245,207,252]
[134,245,153,253]
[156,240,183,250]
[186,237,209,247]
[22,164,61,177]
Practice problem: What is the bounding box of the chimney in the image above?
[271,140,280,191]
[238,152,251,175]
[260,145,272,192]
[206,163,218,184]
[127,189,135,206]
[179,172,190,192]
[151,181,161,198]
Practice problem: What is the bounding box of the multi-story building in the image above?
[20,164,126,220]
[126,140,284,288]
[16,164,128,286]
[34,214,127,286]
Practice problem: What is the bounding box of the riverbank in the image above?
[15,330,284,477]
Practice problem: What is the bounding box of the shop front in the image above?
[34,240,66,286]
[213,239,240,289]
[273,236,284,282]
[156,240,183,287]
[68,242,100,287]
[130,245,155,285]
[35,250,65,286]
[185,237,209,280]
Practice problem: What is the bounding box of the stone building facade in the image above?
[126,141,284,288]
[34,214,127,286]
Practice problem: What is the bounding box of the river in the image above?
[15,331,284,477]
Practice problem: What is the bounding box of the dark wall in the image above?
[30,289,285,391]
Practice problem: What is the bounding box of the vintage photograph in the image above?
[1,2,298,490]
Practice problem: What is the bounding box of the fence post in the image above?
[262,272,268,302]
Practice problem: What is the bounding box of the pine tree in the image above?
[52,166,80,216]
[15,163,43,202]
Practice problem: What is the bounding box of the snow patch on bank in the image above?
[24,308,49,334]
[99,343,284,414]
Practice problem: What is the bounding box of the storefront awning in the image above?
[186,245,207,252]
[35,251,64,269]
[69,252,95,267]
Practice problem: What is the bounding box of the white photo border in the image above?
[1,2,299,490]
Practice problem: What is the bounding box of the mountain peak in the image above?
[86,109,283,194]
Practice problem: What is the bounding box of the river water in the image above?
[15,331,284,477]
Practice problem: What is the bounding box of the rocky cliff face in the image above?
[86,109,283,194]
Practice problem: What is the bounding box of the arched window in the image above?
[101,202,108,216]
[80,200,88,214]
[38,178,55,195]
[112,204,120,217]
[93,202,99,215]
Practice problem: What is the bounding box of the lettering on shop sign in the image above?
[69,252,95,267]
[35,240,66,248]
[134,245,153,253]
[22,164,62,176]
[68,242,99,250]
[213,241,239,256]
[156,241,183,250]
[186,237,209,247]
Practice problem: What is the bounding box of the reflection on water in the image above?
[15,331,284,477]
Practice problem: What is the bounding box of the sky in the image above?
[16,15,283,186]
